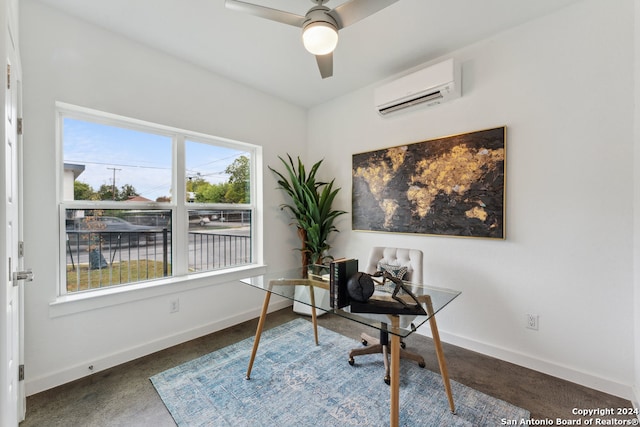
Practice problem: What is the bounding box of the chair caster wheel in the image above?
[361,339,368,346]
[384,375,390,385]
[419,362,426,368]
[348,357,355,366]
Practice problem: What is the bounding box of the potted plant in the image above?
[269,154,346,267]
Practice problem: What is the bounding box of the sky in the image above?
[63,118,248,201]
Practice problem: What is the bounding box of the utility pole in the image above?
[107,167,121,200]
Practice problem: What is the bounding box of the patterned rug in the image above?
[150,318,529,426]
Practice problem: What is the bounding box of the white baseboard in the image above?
[25,299,292,396]
[427,328,634,400]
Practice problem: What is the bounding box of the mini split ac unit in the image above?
[374,58,461,116]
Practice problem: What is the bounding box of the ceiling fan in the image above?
[225,0,399,79]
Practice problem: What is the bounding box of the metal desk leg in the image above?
[246,291,271,380]
[425,296,456,414]
[390,315,400,427]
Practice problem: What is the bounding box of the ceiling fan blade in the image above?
[225,0,305,27]
[315,53,333,79]
[329,0,399,29]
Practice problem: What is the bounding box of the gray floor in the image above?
[20,308,634,426]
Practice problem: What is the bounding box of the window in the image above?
[58,103,260,295]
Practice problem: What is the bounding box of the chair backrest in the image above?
[364,247,423,284]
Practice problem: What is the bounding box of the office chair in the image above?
[348,247,426,384]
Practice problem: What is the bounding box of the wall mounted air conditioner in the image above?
[374,58,461,116]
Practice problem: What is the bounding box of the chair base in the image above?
[348,332,426,384]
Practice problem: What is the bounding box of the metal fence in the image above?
[189,232,251,272]
[65,229,251,292]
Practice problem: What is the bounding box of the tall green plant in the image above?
[269,154,346,266]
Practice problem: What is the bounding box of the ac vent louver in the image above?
[375,58,461,116]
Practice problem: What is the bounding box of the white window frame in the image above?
[55,102,264,303]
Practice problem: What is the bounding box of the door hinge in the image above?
[6,64,10,90]
[18,241,24,257]
[17,117,23,135]
[19,365,24,381]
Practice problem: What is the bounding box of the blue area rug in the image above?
[150,318,529,426]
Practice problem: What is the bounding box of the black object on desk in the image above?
[350,299,426,315]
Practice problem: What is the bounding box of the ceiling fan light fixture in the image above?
[302,21,338,55]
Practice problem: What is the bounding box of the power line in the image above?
[188,152,245,171]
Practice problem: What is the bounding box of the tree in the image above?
[74,181,95,200]
[198,182,229,203]
[186,176,207,193]
[94,183,139,201]
[119,184,139,200]
[187,176,208,202]
[225,155,250,203]
[97,184,116,201]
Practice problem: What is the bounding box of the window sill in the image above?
[49,264,267,318]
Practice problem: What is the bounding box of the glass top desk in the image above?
[240,266,461,427]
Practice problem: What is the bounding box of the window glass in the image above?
[59,106,259,295]
[185,140,251,204]
[63,118,172,202]
[65,208,172,292]
[187,209,252,272]
[185,140,252,273]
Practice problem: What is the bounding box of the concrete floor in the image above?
[20,308,635,426]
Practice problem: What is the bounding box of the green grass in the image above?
[66,260,172,292]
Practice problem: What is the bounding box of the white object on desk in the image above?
[293,285,330,316]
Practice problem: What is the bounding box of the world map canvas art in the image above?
[352,127,505,239]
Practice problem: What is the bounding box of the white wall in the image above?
[20,0,306,394]
[309,0,635,399]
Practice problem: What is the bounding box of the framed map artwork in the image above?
[352,126,505,239]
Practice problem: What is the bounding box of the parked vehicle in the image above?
[66,216,161,247]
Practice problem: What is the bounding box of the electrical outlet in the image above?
[526,314,539,330]
[170,298,180,313]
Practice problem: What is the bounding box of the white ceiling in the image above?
[33,0,585,108]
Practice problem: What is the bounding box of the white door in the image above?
[1,11,26,426]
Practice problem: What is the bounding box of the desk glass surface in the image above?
[240,266,461,338]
